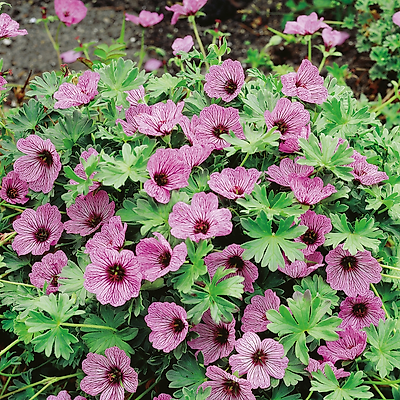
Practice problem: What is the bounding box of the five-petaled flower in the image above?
[125,10,164,27]
[0,13,28,39]
[283,12,329,35]
[165,0,208,25]
[54,0,87,27]
[0,171,29,205]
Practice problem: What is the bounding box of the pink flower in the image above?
[69,147,101,192]
[188,310,235,365]
[169,192,232,242]
[267,157,314,187]
[179,114,202,144]
[166,0,208,25]
[0,13,28,39]
[241,289,280,333]
[229,332,288,389]
[325,244,382,297]
[84,248,142,307]
[172,35,194,56]
[64,190,115,236]
[13,135,61,194]
[29,250,67,294]
[199,365,256,400]
[283,12,329,35]
[204,59,245,103]
[177,144,212,168]
[116,104,152,136]
[154,395,172,400]
[393,11,400,27]
[279,124,310,154]
[322,27,350,49]
[281,59,328,104]
[60,50,82,63]
[80,346,138,400]
[54,0,87,27]
[278,251,324,279]
[136,232,187,281]
[306,358,350,379]
[338,291,385,330]
[47,391,86,400]
[54,71,100,109]
[347,154,388,185]
[12,203,64,256]
[208,167,261,200]
[144,148,191,204]
[145,302,189,353]
[125,10,164,27]
[204,244,258,293]
[0,75,7,91]
[0,171,29,204]
[144,58,163,72]
[125,85,145,106]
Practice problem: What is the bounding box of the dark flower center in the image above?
[37,150,53,167]
[252,349,267,366]
[63,11,70,17]
[158,251,171,268]
[154,172,169,187]
[107,263,126,282]
[232,185,244,195]
[275,119,289,135]
[50,275,59,287]
[34,227,50,243]
[295,80,306,88]
[301,229,318,245]
[214,325,230,345]
[340,255,358,271]
[224,79,238,95]
[107,367,123,384]
[86,213,102,228]
[212,124,229,138]
[223,379,241,396]
[171,317,185,333]
[352,302,368,318]
[6,187,18,199]
[228,255,244,271]
[193,220,210,234]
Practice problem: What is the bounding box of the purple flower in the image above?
[154,395,172,400]
[279,124,310,154]
[306,358,350,379]
[125,85,145,106]
[289,174,337,205]
[47,391,86,400]
[116,104,152,136]
[204,59,245,103]
[229,332,288,389]
[60,50,82,63]
[172,35,194,56]
[0,171,29,204]
[241,289,280,333]
[204,244,258,293]
[199,365,256,400]
[80,346,138,400]
[194,104,245,150]
[166,0,208,25]
[317,326,367,363]
[348,155,388,185]
[177,144,212,168]
[394,11,400,27]
[338,290,385,330]
[283,12,329,35]
[278,251,324,279]
[322,27,350,49]
[267,157,314,187]
[144,58,163,72]
[208,167,261,200]
[12,203,63,256]
[281,59,328,104]
[54,0,87,26]
[294,210,332,255]
[64,190,115,236]
[136,232,187,281]
[169,192,232,242]
[0,75,7,91]
[69,147,101,192]
[29,250,67,294]
[144,148,191,204]
[54,71,100,109]
[180,114,202,144]
[0,13,28,38]
[84,248,142,307]
[85,216,127,255]
[326,244,382,297]
[145,302,189,353]
[188,310,235,365]
[13,135,61,194]
[125,10,164,27]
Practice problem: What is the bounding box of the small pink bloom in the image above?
[347,156,388,185]
[322,27,350,49]
[179,114,202,144]
[172,35,194,56]
[125,10,164,27]
[393,11,400,27]
[283,12,329,35]
[267,157,314,187]
[60,50,82,63]
[144,58,163,72]
[69,147,101,192]
[54,0,87,27]
[278,252,324,279]
[166,0,208,25]
[0,75,7,91]
[47,390,86,400]
[279,124,310,153]
[306,358,350,379]
[0,13,28,38]
[177,144,212,168]
[125,85,146,106]
[116,104,152,136]
[0,171,29,204]
[154,395,172,400]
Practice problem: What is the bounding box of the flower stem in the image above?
[191,18,209,70]
[372,384,387,400]
[371,95,397,116]
[240,152,249,167]
[0,279,35,288]
[43,20,61,67]
[381,273,400,280]
[138,27,146,70]
[304,392,313,400]
[0,339,20,358]
[307,35,312,61]
[0,201,28,211]
[370,283,390,319]
[60,322,117,331]
[131,379,158,400]
[0,232,17,247]
[381,264,400,273]
[318,54,328,73]
[0,365,18,396]
[365,378,400,385]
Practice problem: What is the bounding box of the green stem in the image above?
[266,26,293,41]
[381,273,400,280]
[0,279,35,288]
[0,365,17,396]
[370,283,390,319]
[307,35,312,61]
[371,95,397,116]
[240,152,250,167]
[0,339,20,358]
[0,201,28,211]
[318,54,328,73]
[131,380,158,400]
[364,378,400,385]
[373,384,387,399]
[381,264,400,273]
[304,392,313,400]
[191,18,209,70]
[60,322,117,331]
[0,232,17,247]
[43,21,61,67]
[2,212,23,221]
[27,381,53,400]
[138,27,146,70]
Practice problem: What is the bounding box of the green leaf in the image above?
[6,99,46,134]
[282,349,307,387]
[94,43,127,64]
[146,73,186,98]
[26,71,64,108]
[241,214,307,271]
[271,384,301,400]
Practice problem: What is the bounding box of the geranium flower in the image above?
[338,290,385,330]
[169,192,232,242]
[125,10,164,27]
[322,27,350,49]
[136,232,187,281]
[393,11,400,27]
[80,346,138,400]
[60,50,82,63]
[69,147,101,192]
[13,135,61,194]
[0,75,7,91]
[283,12,329,35]
[199,365,256,400]
[204,59,245,103]
[29,250,67,294]
[116,104,152,136]
[144,58,163,72]
[279,124,310,154]
[306,358,350,379]
[154,395,172,400]
[145,302,189,353]
[54,70,100,109]
[229,332,288,389]
[188,310,236,365]
[84,248,142,307]
[348,152,388,185]
[0,171,29,204]
[54,0,87,26]
[144,148,191,204]
[281,59,328,104]
[0,13,28,38]
[12,203,63,256]
[125,85,146,106]
[241,289,280,333]
[47,390,86,400]
[64,190,115,236]
[172,35,194,56]
[177,144,212,168]
[180,114,202,144]
[278,251,324,279]
[325,244,382,297]
[208,167,261,200]
[165,0,208,25]
[267,157,314,187]
[204,244,258,293]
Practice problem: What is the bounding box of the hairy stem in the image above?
[138,27,146,70]
[43,21,61,67]
[191,18,209,70]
